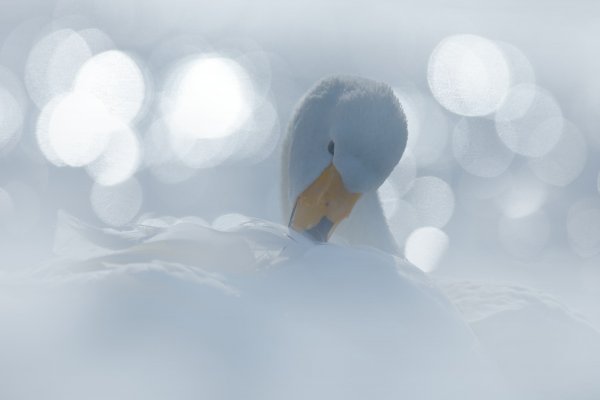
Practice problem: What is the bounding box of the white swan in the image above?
[0,75,513,400]
[283,76,407,253]
[1,76,598,400]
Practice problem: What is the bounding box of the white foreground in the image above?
[0,213,598,400]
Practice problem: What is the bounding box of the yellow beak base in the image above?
[289,163,361,241]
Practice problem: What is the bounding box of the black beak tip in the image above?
[303,217,334,243]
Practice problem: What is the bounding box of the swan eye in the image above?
[328,141,335,155]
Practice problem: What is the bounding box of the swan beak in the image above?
[289,163,361,242]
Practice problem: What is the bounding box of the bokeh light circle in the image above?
[427,34,510,116]
[36,94,67,166]
[0,66,27,156]
[77,28,115,54]
[495,169,547,218]
[388,150,417,197]
[156,52,279,170]
[394,88,422,150]
[0,86,24,154]
[91,178,143,226]
[86,125,141,186]
[379,150,417,220]
[528,120,587,187]
[236,49,272,105]
[143,119,198,184]
[413,102,448,167]
[496,41,536,88]
[228,98,280,165]
[495,84,564,157]
[47,91,119,167]
[74,50,146,122]
[396,88,449,167]
[452,117,514,177]
[405,227,449,273]
[168,132,236,170]
[387,199,420,248]
[162,55,254,140]
[404,176,455,228]
[25,29,92,108]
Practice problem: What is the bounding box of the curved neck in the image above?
[331,190,399,255]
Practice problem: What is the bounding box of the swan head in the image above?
[286,76,407,241]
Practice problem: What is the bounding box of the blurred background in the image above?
[0,0,599,327]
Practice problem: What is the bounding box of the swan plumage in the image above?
[0,75,501,398]
[2,75,596,400]
[283,76,407,250]
[2,209,505,400]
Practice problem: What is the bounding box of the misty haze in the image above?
[1,1,599,399]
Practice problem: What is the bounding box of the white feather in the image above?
[283,76,407,253]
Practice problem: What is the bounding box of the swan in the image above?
[0,76,512,400]
[283,76,407,253]
[1,75,597,400]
